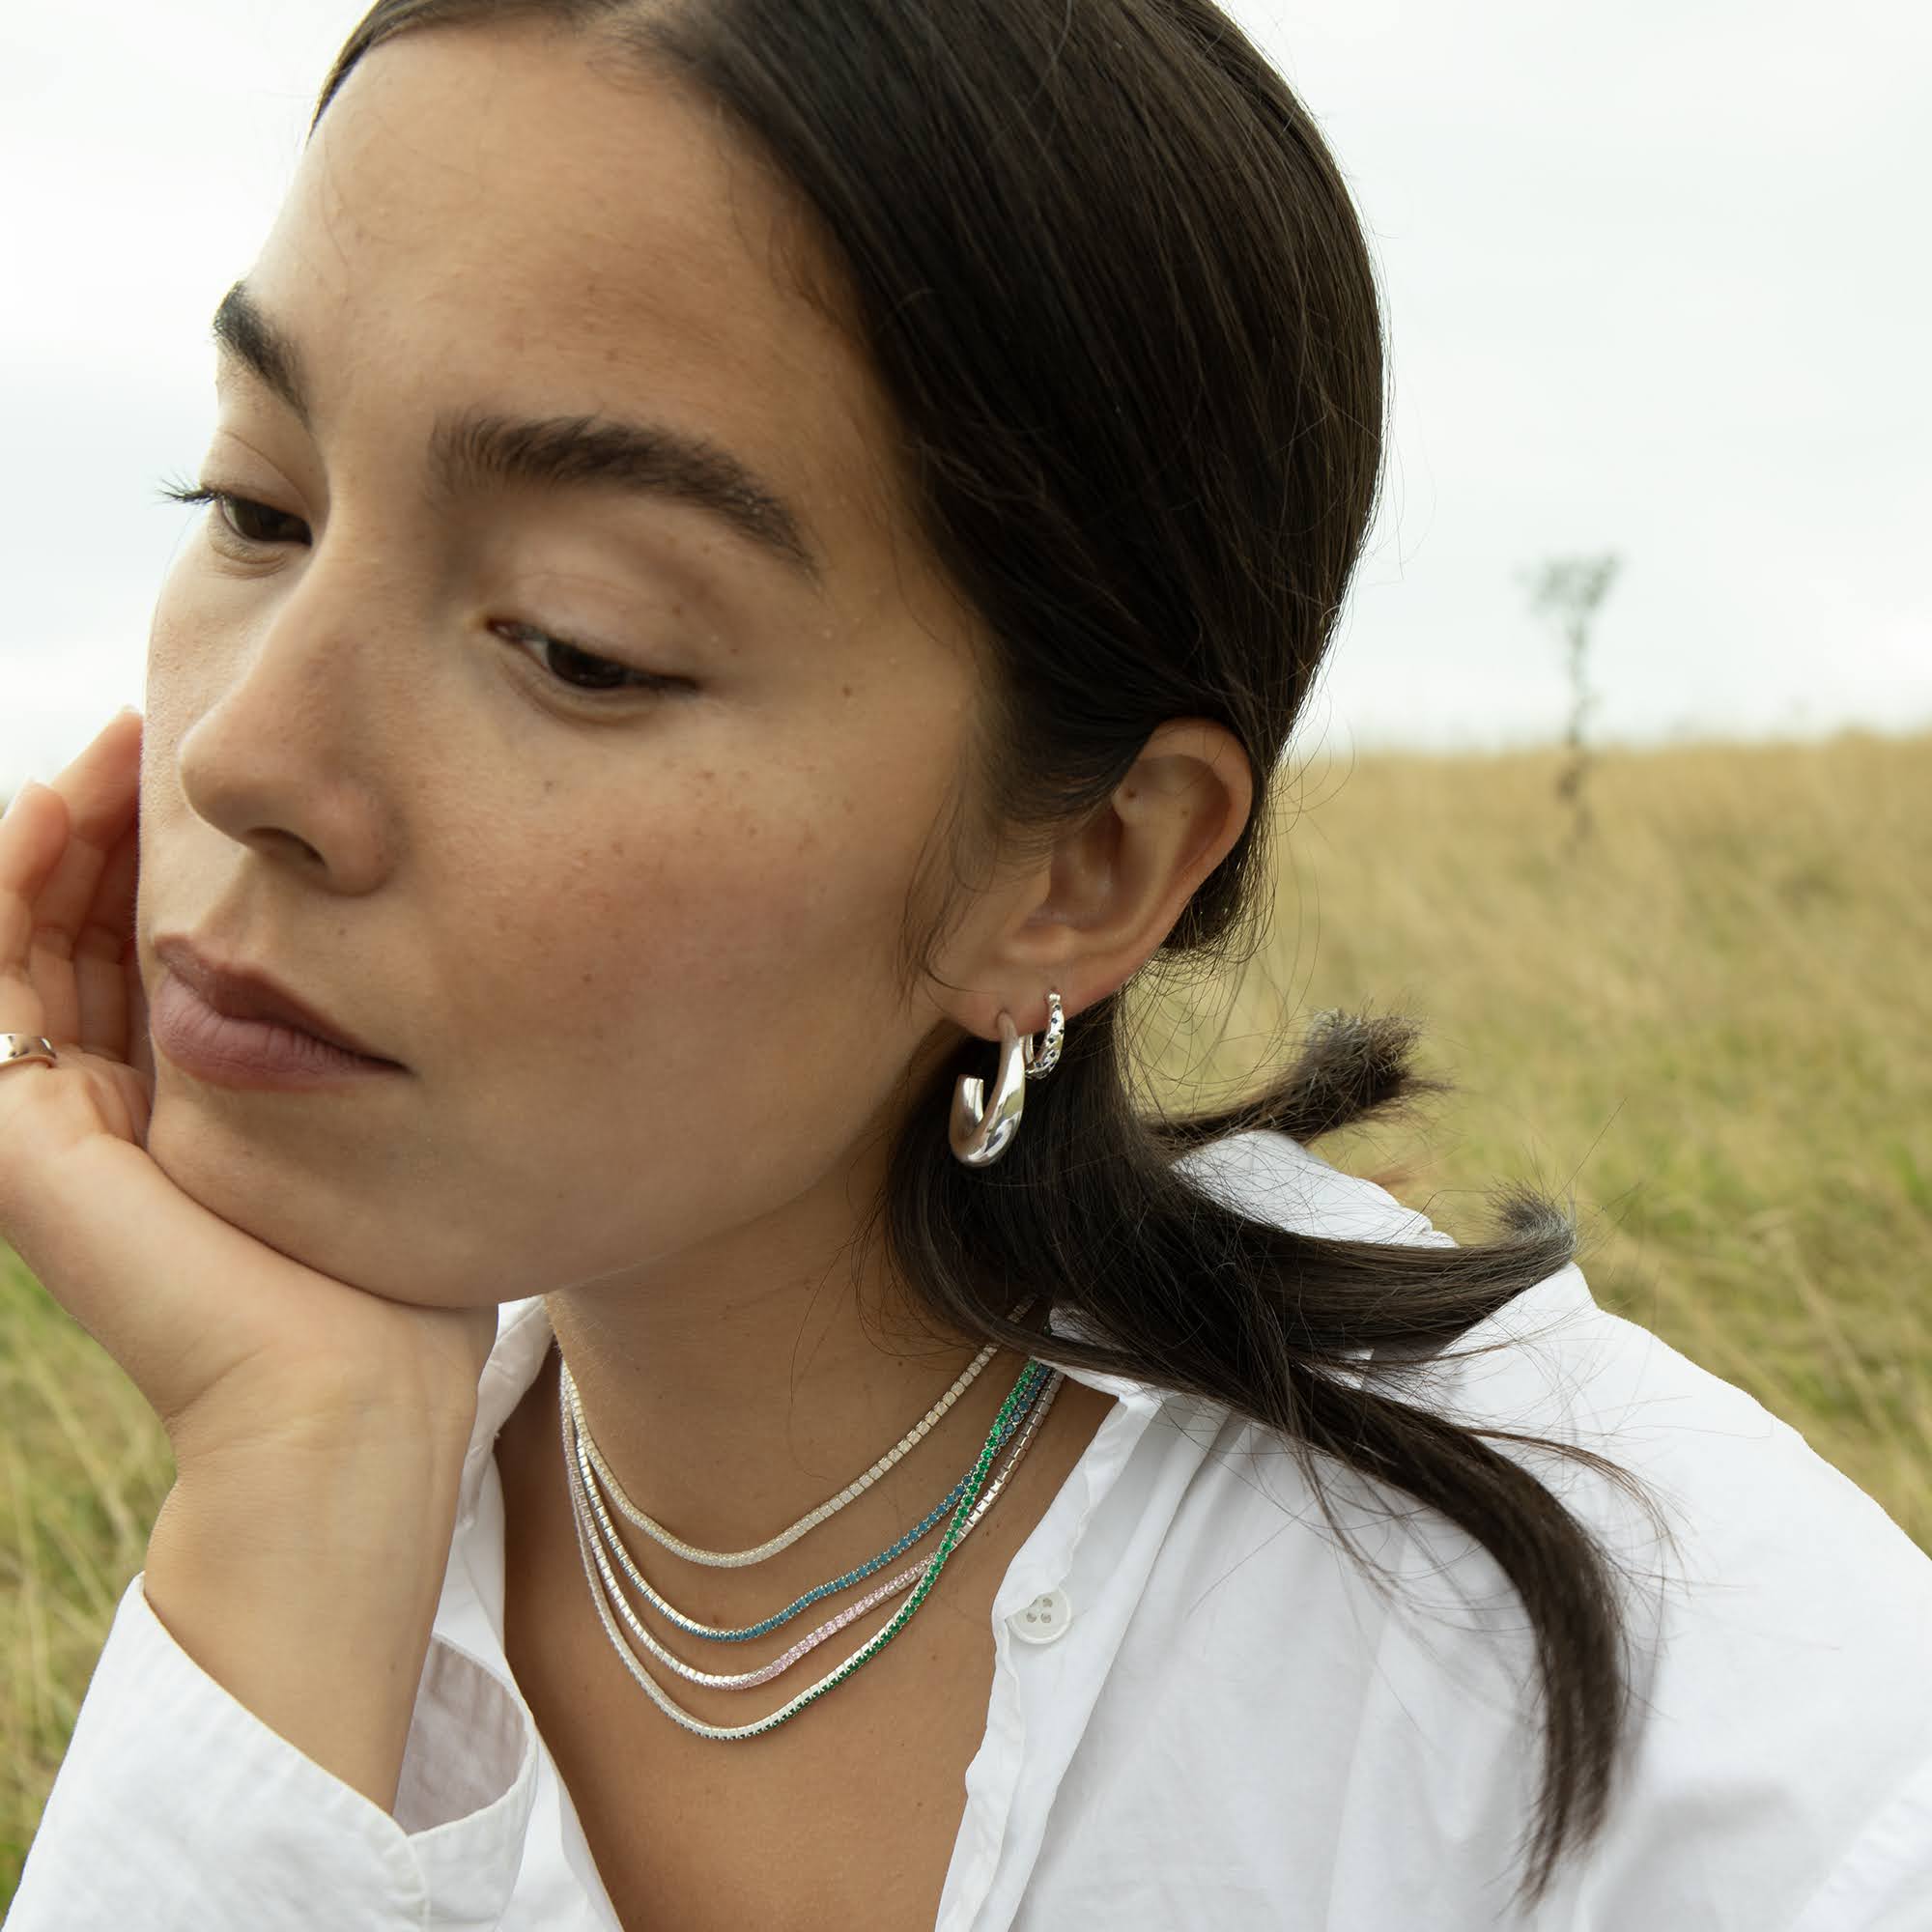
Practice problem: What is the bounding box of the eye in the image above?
[493,620,691,699]
[158,481,309,547]
[217,493,309,546]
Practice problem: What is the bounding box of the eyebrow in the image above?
[209,278,824,587]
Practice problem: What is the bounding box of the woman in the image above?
[4,2,1928,1926]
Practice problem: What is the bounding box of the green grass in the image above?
[1,1248,174,1894]
[4,726,1927,1900]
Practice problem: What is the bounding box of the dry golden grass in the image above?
[3,727,1928,1898]
[1137,727,1932,1556]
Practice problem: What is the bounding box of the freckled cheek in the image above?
[532,800,908,1053]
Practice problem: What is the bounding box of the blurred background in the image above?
[2,0,1928,1899]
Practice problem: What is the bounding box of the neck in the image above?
[520,1144,1061,1628]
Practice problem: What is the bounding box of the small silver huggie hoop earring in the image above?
[949,989,1065,1170]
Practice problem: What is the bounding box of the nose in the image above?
[171,565,401,893]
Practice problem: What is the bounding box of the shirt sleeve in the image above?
[9,1570,539,1931]
[1788,1751,1932,1932]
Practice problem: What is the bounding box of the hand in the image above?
[0,710,497,1470]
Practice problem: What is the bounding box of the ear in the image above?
[944,717,1254,1044]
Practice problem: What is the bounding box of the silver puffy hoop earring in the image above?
[949,989,1065,1170]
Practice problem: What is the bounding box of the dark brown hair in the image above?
[316,2,1675,1909]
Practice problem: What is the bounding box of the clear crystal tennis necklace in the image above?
[556,1334,1064,1741]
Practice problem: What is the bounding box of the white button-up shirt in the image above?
[13,1130,1932,1928]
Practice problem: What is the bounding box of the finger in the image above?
[44,709,142,842]
[74,811,141,1061]
[125,943,156,1094]
[27,712,142,1042]
[37,711,142,931]
[0,782,71,1041]
[33,715,142,939]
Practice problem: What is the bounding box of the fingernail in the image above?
[3,781,36,821]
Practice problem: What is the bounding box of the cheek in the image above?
[143,560,213,738]
[597,784,904,1011]
[480,758,922,1075]
[142,549,263,798]
[425,771,925,1259]
[136,604,213,844]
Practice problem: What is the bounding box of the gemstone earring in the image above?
[949,989,1065,1169]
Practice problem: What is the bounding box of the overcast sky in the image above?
[3,0,1927,789]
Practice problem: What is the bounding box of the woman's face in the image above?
[137,23,1008,1306]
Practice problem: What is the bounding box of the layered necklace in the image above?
[557,1310,1066,1741]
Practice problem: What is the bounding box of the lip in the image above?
[150,934,404,1088]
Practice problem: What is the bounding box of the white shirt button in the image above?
[1009,1587,1073,1644]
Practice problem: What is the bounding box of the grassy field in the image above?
[3,726,1928,1895]
[1140,727,1931,1548]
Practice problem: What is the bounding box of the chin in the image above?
[141,1090,497,1311]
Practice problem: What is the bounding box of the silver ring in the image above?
[0,1033,59,1072]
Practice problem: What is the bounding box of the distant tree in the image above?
[1518,552,1622,845]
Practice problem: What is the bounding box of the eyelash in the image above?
[156,477,691,702]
